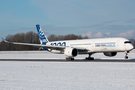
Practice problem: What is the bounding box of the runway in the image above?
[0,59,135,62]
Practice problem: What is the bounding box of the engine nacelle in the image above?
[103,52,117,57]
[64,47,78,57]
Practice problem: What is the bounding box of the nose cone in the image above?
[130,44,134,50]
[125,44,134,51]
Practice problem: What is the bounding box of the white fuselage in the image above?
[47,38,133,54]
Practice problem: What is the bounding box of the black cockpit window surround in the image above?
[124,41,132,44]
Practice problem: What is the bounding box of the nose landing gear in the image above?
[125,51,129,59]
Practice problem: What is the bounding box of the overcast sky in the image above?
[0,0,135,40]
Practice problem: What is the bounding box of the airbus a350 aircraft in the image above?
[2,24,134,60]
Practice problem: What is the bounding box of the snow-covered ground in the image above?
[0,50,135,90]
[0,61,135,90]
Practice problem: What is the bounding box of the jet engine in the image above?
[64,47,78,57]
[103,52,117,57]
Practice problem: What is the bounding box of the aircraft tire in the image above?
[66,57,74,61]
[85,57,94,60]
[125,56,128,59]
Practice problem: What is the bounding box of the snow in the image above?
[0,61,135,90]
[0,50,135,90]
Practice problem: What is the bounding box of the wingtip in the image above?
[1,37,7,42]
[1,37,4,41]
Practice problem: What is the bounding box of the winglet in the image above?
[1,37,6,42]
[1,37,8,43]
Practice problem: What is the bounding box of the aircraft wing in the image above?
[1,38,88,51]
[1,38,65,50]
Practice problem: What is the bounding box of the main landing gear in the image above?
[125,51,129,59]
[85,53,94,60]
[66,57,74,61]
[66,53,95,61]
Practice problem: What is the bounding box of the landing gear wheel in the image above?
[85,57,94,60]
[85,53,94,60]
[66,57,74,61]
[71,58,74,61]
[125,56,128,59]
[124,51,129,59]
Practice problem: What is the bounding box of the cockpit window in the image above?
[124,41,132,44]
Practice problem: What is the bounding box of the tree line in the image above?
[0,31,88,51]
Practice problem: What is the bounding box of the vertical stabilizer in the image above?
[36,24,49,45]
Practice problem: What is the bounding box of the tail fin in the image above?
[36,24,49,45]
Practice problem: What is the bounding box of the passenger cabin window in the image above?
[124,41,131,44]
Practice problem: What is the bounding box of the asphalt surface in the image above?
[0,59,135,62]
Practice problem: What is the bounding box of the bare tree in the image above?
[0,31,40,51]
[48,34,64,41]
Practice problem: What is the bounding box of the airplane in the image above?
[1,24,134,60]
